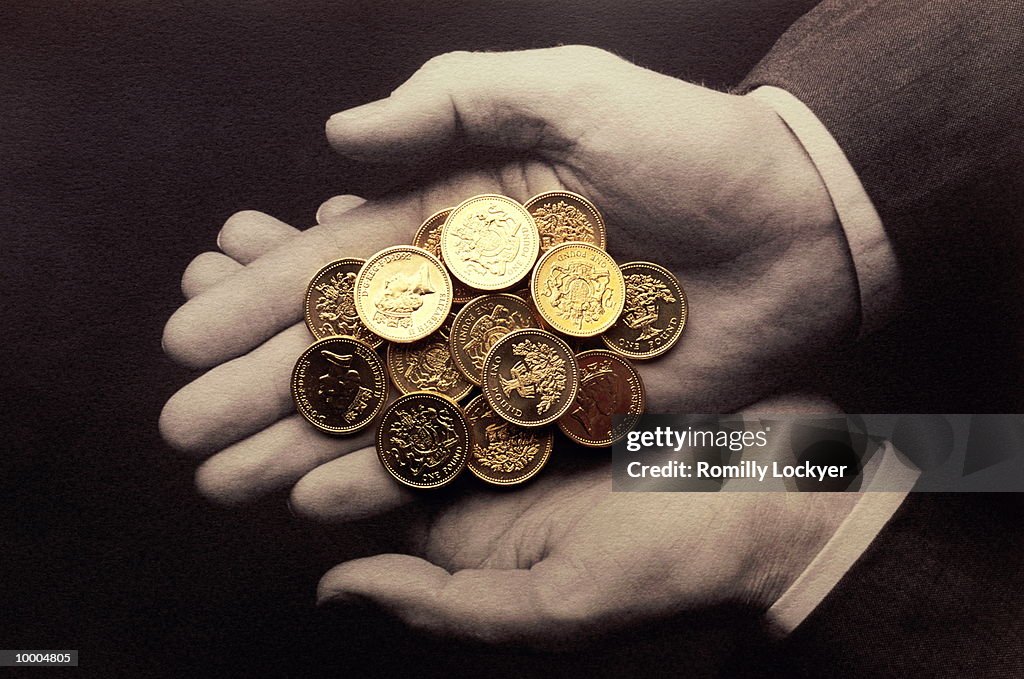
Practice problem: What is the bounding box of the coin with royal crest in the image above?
[524,191,608,253]
[464,394,552,485]
[291,336,389,435]
[601,261,687,359]
[440,194,540,290]
[304,258,383,348]
[354,246,453,343]
[376,391,470,489]
[482,329,579,427]
[412,208,475,304]
[557,350,645,447]
[386,315,473,401]
[450,293,538,385]
[530,242,625,337]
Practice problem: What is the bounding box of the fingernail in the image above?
[329,99,389,124]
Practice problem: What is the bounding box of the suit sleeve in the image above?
[736,0,1024,306]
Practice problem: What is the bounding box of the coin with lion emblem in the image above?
[440,194,540,290]
[450,293,538,385]
[531,242,625,337]
[376,392,470,489]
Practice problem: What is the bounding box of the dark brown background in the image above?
[2,1,1014,676]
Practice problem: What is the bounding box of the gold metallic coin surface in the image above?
[354,246,453,343]
[601,261,687,360]
[524,191,608,253]
[450,293,537,386]
[440,194,540,290]
[412,208,475,304]
[558,350,646,447]
[482,329,579,427]
[292,336,389,435]
[530,242,626,337]
[376,391,470,489]
[303,258,383,348]
[464,394,553,485]
[386,315,473,401]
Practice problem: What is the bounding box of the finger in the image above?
[162,196,423,369]
[289,446,415,523]
[326,45,624,163]
[316,194,367,224]
[181,251,242,299]
[217,210,301,264]
[193,415,373,506]
[159,323,311,455]
[317,554,594,646]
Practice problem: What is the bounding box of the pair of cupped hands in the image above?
[161,46,861,646]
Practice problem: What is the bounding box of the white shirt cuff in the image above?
[764,440,920,636]
[749,85,902,336]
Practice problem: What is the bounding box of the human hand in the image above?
[160,46,858,506]
[300,393,859,647]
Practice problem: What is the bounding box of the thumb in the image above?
[325,45,624,163]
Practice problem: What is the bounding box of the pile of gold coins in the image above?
[291,192,687,489]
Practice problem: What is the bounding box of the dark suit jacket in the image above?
[737,2,1024,676]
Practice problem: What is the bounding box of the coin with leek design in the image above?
[292,336,389,435]
[524,190,608,253]
[557,350,645,447]
[354,245,453,343]
[376,392,470,489]
[464,394,552,485]
[450,293,537,386]
[440,194,540,291]
[386,315,473,401]
[482,329,579,427]
[601,261,687,360]
[412,208,475,304]
[303,258,383,348]
[530,242,625,337]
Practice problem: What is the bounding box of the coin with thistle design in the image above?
[525,190,607,253]
[601,261,687,359]
[464,394,552,485]
[482,329,579,427]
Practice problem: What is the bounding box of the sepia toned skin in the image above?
[449,293,537,385]
[601,261,687,360]
[160,46,862,643]
[531,242,626,337]
[303,257,383,348]
[292,336,389,435]
[411,208,475,304]
[464,394,552,485]
[354,246,453,343]
[386,315,473,401]
[525,190,607,252]
[376,392,470,489]
[557,350,646,447]
[440,194,540,290]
